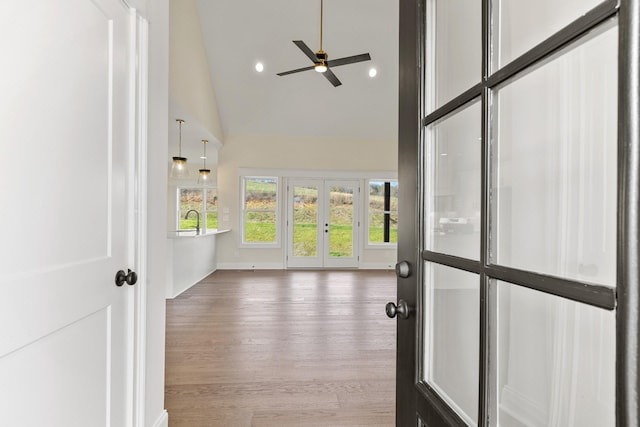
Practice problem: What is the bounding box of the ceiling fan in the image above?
[277,0,371,87]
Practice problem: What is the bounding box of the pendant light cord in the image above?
[178,120,183,157]
[203,142,207,168]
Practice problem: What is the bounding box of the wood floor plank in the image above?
[165,270,397,426]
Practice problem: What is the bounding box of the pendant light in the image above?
[170,119,189,178]
[197,139,211,184]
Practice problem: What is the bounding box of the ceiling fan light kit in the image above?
[277,0,371,86]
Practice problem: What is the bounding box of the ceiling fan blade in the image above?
[326,53,371,68]
[277,65,316,76]
[293,40,319,63]
[323,69,342,87]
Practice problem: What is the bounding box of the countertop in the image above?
[167,229,230,239]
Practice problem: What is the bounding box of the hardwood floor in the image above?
[165,269,397,427]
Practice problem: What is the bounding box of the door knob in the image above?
[395,261,411,278]
[115,269,138,287]
[386,299,411,319]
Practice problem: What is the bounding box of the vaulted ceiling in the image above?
[195,0,399,143]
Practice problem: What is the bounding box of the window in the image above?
[367,180,398,245]
[205,190,218,230]
[242,176,279,245]
[178,187,217,231]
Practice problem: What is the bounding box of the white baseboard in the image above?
[358,262,396,270]
[218,262,395,271]
[151,410,168,427]
[217,262,284,270]
[167,267,217,299]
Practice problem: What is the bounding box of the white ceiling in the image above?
[195,0,399,143]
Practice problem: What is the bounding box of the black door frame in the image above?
[396,0,640,425]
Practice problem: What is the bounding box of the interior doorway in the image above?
[286,179,360,268]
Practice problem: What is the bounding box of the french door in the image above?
[286,179,360,268]
[393,0,639,426]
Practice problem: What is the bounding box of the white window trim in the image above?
[240,175,281,248]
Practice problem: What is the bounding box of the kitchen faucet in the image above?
[184,209,200,234]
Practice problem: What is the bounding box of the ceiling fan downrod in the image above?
[319,0,324,53]
[315,0,328,72]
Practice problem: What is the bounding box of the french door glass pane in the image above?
[426,0,481,111]
[423,263,479,426]
[496,282,615,426]
[494,0,604,68]
[293,185,318,257]
[491,22,617,286]
[426,100,481,260]
[329,186,353,257]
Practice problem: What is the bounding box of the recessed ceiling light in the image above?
[255,62,264,72]
[369,68,377,78]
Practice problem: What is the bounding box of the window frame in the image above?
[176,187,218,232]
[365,179,399,248]
[240,175,280,247]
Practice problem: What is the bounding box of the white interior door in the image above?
[0,1,135,426]
[287,179,360,268]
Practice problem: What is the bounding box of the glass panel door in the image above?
[492,21,618,285]
[286,179,360,268]
[324,181,360,268]
[287,180,323,268]
[426,99,482,260]
[394,0,630,425]
[424,263,480,426]
[496,281,615,426]
[494,0,604,68]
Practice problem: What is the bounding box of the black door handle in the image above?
[115,269,138,287]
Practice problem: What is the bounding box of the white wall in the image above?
[166,234,220,298]
[216,133,398,269]
[169,0,223,142]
